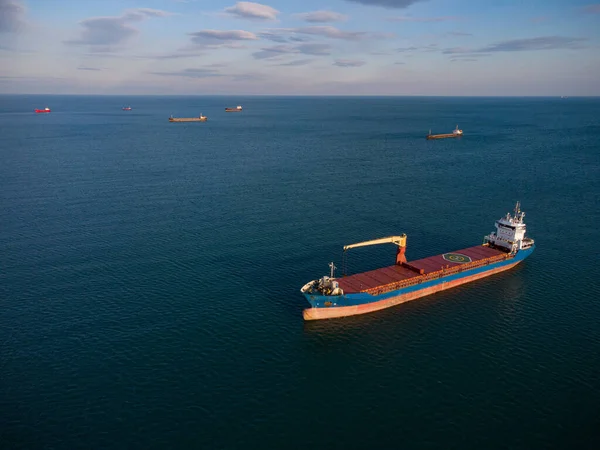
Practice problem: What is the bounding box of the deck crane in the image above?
[343,234,408,266]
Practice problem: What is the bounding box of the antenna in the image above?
[329,262,336,278]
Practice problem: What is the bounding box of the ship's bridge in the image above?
[485,202,532,252]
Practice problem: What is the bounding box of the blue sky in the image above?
[1,0,599,95]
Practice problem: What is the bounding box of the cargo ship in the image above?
[301,202,534,320]
[35,107,51,113]
[122,106,132,111]
[426,125,463,140]
[225,105,242,112]
[168,114,207,122]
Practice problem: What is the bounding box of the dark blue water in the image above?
[1,95,599,449]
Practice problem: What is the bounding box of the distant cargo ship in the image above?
[122,106,132,111]
[427,125,463,140]
[35,107,51,113]
[169,114,207,122]
[225,106,242,112]
[301,202,535,320]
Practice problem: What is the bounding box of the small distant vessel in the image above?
[122,106,132,111]
[427,125,463,140]
[225,105,242,112]
[35,107,51,113]
[168,113,207,122]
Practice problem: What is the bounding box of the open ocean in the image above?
[1,95,599,449]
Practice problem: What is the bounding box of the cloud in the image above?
[343,0,426,8]
[582,4,600,13]
[150,68,224,78]
[189,29,258,44]
[477,36,587,52]
[259,31,311,43]
[445,52,490,59]
[0,0,26,33]
[135,51,206,60]
[387,15,459,22]
[224,2,279,20]
[78,66,102,71]
[396,44,438,52]
[230,73,266,82]
[295,10,348,23]
[258,31,288,43]
[285,43,331,55]
[274,59,314,66]
[438,36,585,60]
[293,26,368,40]
[263,26,387,42]
[187,29,258,50]
[441,47,487,56]
[252,43,331,59]
[288,36,310,42]
[124,8,173,19]
[333,59,366,67]
[149,68,266,83]
[65,8,173,50]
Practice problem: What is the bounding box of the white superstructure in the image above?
[484,202,534,253]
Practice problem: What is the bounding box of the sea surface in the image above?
[1,95,599,449]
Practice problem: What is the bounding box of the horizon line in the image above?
[0,93,596,98]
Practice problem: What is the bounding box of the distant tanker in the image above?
[427,125,463,139]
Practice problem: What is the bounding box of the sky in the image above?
[1,0,599,95]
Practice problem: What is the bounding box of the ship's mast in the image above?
[329,262,336,278]
[513,201,525,223]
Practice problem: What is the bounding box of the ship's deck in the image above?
[336,245,507,294]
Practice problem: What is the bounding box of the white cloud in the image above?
[295,26,364,40]
[224,2,279,21]
[189,29,258,43]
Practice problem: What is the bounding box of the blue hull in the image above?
[303,246,534,309]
